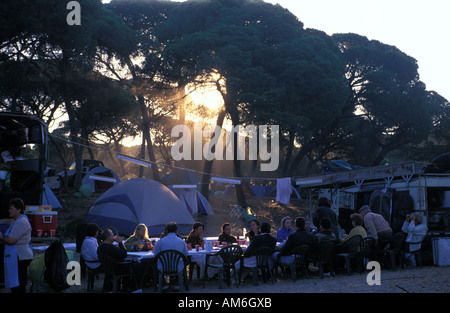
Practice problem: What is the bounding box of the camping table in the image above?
[31,242,77,254]
[125,245,248,262]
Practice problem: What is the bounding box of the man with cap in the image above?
[359,205,393,248]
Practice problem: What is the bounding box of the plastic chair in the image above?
[277,245,310,281]
[359,237,377,272]
[383,232,406,271]
[321,241,337,278]
[102,255,136,293]
[310,240,336,278]
[81,254,103,292]
[402,239,425,268]
[154,250,189,292]
[335,235,362,275]
[203,245,243,289]
[240,247,274,286]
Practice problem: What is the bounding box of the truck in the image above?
[0,112,48,219]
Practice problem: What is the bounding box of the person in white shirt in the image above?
[81,223,102,270]
[402,213,427,252]
[154,222,188,291]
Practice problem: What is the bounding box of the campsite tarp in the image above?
[82,166,121,193]
[250,185,276,197]
[42,184,62,209]
[86,178,195,236]
[162,168,200,187]
[168,185,214,215]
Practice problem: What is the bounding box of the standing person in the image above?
[81,223,102,270]
[246,219,261,242]
[186,222,205,247]
[154,222,188,291]
[0,198,33,293]
[124,223,152,252]
[218,223,238,245]
[277,216,294,243]
[359,205,393,248]
[313,197,339,239]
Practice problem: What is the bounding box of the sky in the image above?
[262,0,450,101]
[102,0,450,100]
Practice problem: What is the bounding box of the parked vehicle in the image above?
[0,112,48,219]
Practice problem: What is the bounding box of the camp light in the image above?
[89,175,117,183]
[295,178,323,186]
[117,154,152,168]
[211,177,241,185]
[172,185,197,188]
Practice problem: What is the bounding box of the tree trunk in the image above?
[137,95,161,182]
[200,109,227,199]
[49,135,68,193]
[138,130,145,178]
[282,129,295,177]
[61,55,83,190]
[371,146,392,166]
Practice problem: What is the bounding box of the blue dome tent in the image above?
[167,185,214,215]
[86,178,195,236]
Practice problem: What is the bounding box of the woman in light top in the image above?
[124,223,152,251]
[0,198,33,293]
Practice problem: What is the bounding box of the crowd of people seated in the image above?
[80,196,428,292]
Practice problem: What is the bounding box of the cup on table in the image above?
[50,229,56,237]
[146,241,151,250]
[187,243,192,251]
[36,229,43,238]
[195,245,200,252]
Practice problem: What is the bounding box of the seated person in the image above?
[234,222,276,280]
[309,219,337,273]
[277,216,294,243]
[97,228,141,292]
[315,218,337,244]
[154,222,189,290]
[402,213,427,266]
[245,219,261,242]
[185,222,205,247]
[335,213,367,254]
[275,217,318,266]
[124,223,152,252]
[81,223,102,270]
[218,222,237,245]
[305,217,317,234]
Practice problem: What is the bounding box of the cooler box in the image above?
[432,237,450,266]
[26,211,58,237]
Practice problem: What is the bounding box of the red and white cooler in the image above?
[26,211,58,238]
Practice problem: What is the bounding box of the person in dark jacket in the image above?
[233,222,276,282]
[218,222,238,244]
[97,228,141,292]
[278,217,318,256]
[313,197,339,239]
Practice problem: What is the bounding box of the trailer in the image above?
[295,161,450,237]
